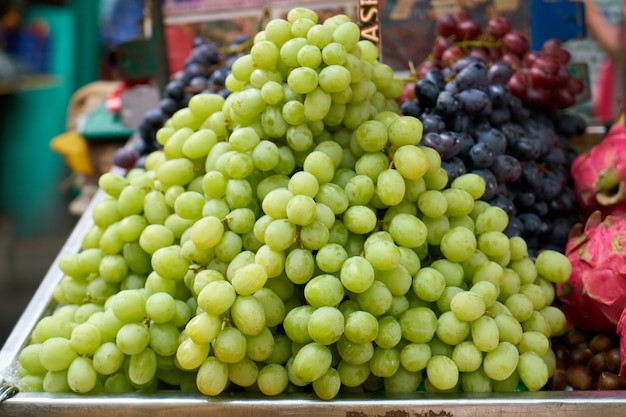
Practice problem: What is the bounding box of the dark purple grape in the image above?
[487,62,515,84]
[165,80,185,101]
[504,216,524,237]
[441,157,467,184]
[519,161,542,187]
[421,131,462,160]
[514,190,536,208]
[554,112,587,137]
[456,132,475,159]
[415,79,440,108]
[113,146,140,170]
[423,68,446,89]
[400,101,423,118]
[458,88,491,114]
[488,108,511,126]
[435,91,460,115]
[518,212,542,236]
[444,80,458,93]
[487,84,511,108]
[509,137,542,160]
[536,178,563,200]
[189,76,208,89]
[468,142,496,169]
[445,112,471,133]
[144,108,166,127]
[454,60,488,91]
[530,200,550,217]
[420,112,446,133]
[208,68,229,87]
[159,97,178,116]
[488,195,516,217]
[477,128,507,154]
[490,154,522,183]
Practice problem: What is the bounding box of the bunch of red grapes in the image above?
[415,11,585,113]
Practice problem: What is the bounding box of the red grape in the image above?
[525,86,550,107]
[432,36,454,60]
[502,31,529,57]
[441,46,465,66]
[456,19,482,40]
[501,52,522,69]
[553,88,575,108]
[487,17,512,39]
[567,76,585,95]
[507,71,528,98]
[469,46,490,61]
[436,14,458,38]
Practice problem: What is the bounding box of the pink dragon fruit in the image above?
[571,121,626,218]
[618,308,626,376]
[557,210,626,333]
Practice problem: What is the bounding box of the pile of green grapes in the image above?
[15,8,572,400]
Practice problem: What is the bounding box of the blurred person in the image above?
[570,0,623,123]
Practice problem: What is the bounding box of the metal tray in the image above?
[1,188,626,417]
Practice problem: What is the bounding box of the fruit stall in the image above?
[1,1,626,415]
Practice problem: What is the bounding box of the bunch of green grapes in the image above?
[15,7,572,400]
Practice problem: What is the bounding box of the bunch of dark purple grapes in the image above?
[113,35,250,169]
[401,55,586,256]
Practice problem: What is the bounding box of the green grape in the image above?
[232,263,268,295]
[67,356,98,393]
[116,322,150,355]
[128,347,157,386]
[315,243,347,273]
[304,274,345,308]
[450,290,486,322]
[69,322,101,355]
[287,67,318,95]
[231,295,266,336]
[294,43,321,68]
[176,338,210,373]
[471,315,499,352]
[436,311,470,346]
[43,369,70,393]
[364,238,401,272]
[149,322,179,357]
[250,40,279,68]
[426,355,459,391]
[257,363,289,396]
[517,351,548,391]
[440,227,477,263]
[292,342,332,382]
[283,305,315,344]
[212,327,247,363]
[343,205,377,234]
[185,311,222,345]
[227,357,259,388]
[356,280,393,316]
[312,367,341,400]
[451,341,482,373]
[482,341,519,381]
[307,306,344,345]
[535,249,572,284]
[287,171,319,197]
[375,265,412,297]
[344,174,375,205]
[399,307,437,344]
[286,194,317,226]
[387,116,423,147]
[412,267,445,302]
[188,93,224,119]
[98,172,129,198]
[321,42,347,65]
[196,356,229,396]
[284,248,315,284]
[393,145,429,180]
